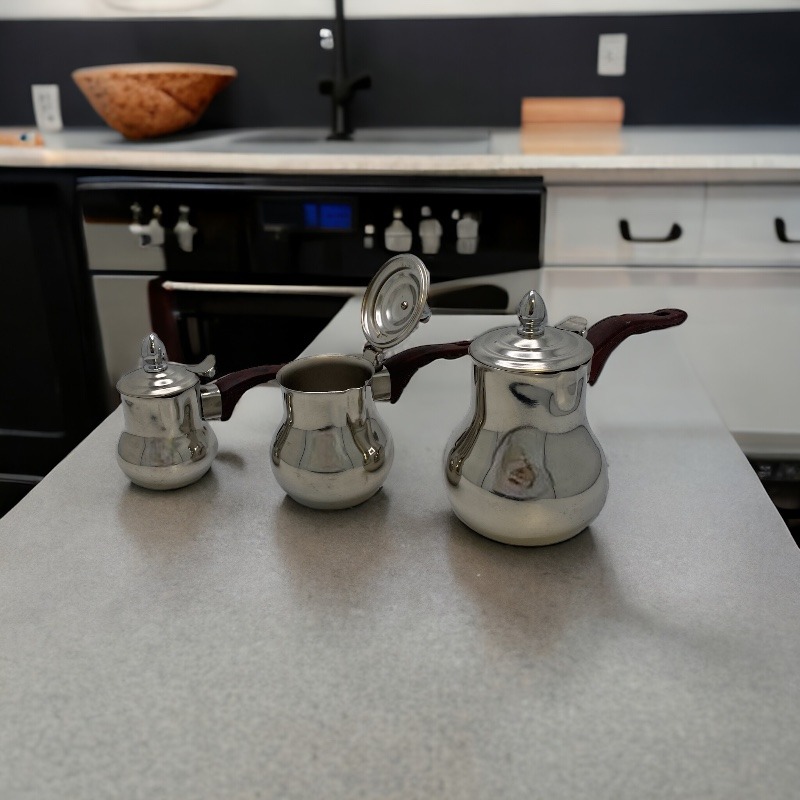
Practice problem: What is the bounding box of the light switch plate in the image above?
[597,33,627,77]
[31,84,63,131]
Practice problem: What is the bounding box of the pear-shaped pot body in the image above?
[444,362,608,546]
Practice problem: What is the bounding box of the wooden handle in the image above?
[382,341,471,404]
[586,309,687,386]
[215,364,283,421]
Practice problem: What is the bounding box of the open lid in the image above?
[469,290,594,373]
[116,333,199,398]
[361,254,431,353]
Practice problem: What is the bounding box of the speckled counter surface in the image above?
[1,301,799,799]
[3,126,800,182]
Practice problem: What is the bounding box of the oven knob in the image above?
[174,205,198,253]
[363,223,375,249]
[147,205,165,247]
[384,207,412,252]
[456,211,480,255]
[128,202,148,245]
[128,203,165,248]
[418,206,442,255]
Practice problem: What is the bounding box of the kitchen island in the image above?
[7,124,799,525]
[1,296,798,799]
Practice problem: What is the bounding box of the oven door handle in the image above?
[148,277,366,364]
[160,280,365,297]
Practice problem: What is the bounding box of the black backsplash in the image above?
[1,12,799,129]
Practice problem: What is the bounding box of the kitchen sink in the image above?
[44,127,527,156]
[69,127,493,155]
[217,127,492,154]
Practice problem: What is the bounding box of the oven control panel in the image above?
[78,175,544,285]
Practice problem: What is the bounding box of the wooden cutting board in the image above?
[521,97,624,125]
[520,97,625,154]
[0,128,44,147]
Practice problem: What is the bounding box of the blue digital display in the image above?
[303,201,352,231]
[303,202,318,228]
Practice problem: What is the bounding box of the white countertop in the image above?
[4,126,800,182]
[539,265,800,455]
[1,298,798,799]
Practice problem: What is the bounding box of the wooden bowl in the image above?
[72,63,237,140]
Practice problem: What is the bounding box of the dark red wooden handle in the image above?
[215,364,283,421]
[382,341,471,403]
[586,308,687,386]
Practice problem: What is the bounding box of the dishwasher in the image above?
[78,174,545,408]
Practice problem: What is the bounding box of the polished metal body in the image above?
[117,334,221,491]
[271,354,393,509]
[444,362,608,546]
[268,254,434,510]
[444,289,607,546]
[442,290,688,546]
[118,386,220,491]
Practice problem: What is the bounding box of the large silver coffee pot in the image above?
[444,290,687,546]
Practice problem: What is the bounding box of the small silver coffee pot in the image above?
[444,290,687,546]
[116,334,279,490]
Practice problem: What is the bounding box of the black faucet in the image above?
[318,0,371,140]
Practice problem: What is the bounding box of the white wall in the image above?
[2,0,799,19]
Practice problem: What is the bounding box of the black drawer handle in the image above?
[619,220,682,243]
[775,218,800,243]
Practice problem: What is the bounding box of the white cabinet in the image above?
[701,185,800,265]
[545,183,800,267]
[545,185,705,265]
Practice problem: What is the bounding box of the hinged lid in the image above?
[469,290,594,373]
[361,254,431,355]
[116,333,199,398]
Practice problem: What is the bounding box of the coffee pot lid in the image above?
[469,290,594,373]
[116,333,199,398]
[361,254,431,353]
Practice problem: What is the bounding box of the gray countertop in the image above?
[1,300,799,799]
[4,126,800,182]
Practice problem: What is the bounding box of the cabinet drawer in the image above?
[545,185,705,265]
[701,185,800,265]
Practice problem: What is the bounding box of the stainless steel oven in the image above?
[78,174,545,407]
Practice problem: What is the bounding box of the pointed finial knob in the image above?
[516,290,547,337]
[141,333,169,373]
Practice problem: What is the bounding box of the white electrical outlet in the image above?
[31,84,63,132]
[597,33,627,77]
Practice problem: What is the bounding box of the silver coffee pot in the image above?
[117,334,279,490]
[271,254,468,510]
[444,290,687,546]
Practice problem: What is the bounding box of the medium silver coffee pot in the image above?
[444,290,687,546]
[271,254,468,510]
[117,334,279,490]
